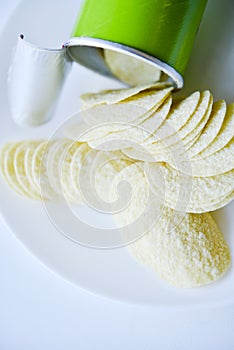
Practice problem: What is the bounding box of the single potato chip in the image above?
[0,142,28,197]
[145,162,234,213]
[46,139,71,196]
[80,82,167,108]
[187,100,226,158]
[93,150,132,203]
[24,141,43,198]
[60,141,84,204]
[128,206,231,288]
[104,49,161,86]
[193,103,234,160]
[14,141,41,199]
[179,138,234,177]
[31,141,58,201]
[70,142,91,203]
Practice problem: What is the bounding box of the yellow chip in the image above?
[144,91,201,144]
[175,93,213,153]
[60,141,84,203]
[24,141,43,197]
[0,142,28,197]
[111,163,150,228]
[156,92,213,157]
[46,139,71,196]
[70,143,90,203]
[93,150,132,203]
[14,141,41,199]
[145,162,234,213]
[104,49,161,86]
[188,100,226,158]
[80,82,166,108]
[194,102,234,160]
[31,141,58,201]
[113,173,231,287]
[81,87,173,127]
[180,138,234,177]
[128,206,231,288]
[67,96,172,145]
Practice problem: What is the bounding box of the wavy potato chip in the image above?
[187,100,226,158]
[76,147,134,211]
[24,141,43,197]
[145,162,234,213]
[175,93,213,153]
[180,138,234,177]
[112,174,231,287]
[153,92,213,158]
[60,141,84,203]
[46,139,72,196]
[0,142,28,197]
[74,96,173,145]
[194,103,234,160]
[144,91,201,144]
[80,82,167,108]
[92,150,132,203]
[70,142,91,203]
[81,87,173,128]
[110,163,152,229]
[104,49,161,86]
[143,91,211,158]
[14,141,41,199]
[31,141,58,200]
[128,206,231,288]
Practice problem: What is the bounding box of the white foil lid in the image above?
[8,35,71,126]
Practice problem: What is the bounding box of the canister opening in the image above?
[64,37,183,89]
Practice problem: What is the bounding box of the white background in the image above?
[0,1,234,349]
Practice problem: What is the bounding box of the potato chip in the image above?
[193,103,234,160]
[66,97,172,148]
[0,142,28,197]
[13,141,41,199]
[110,163,150,227]
[75,146,134,212]
[175,93,213,153]
[24,141,43,197]
[31,141,58,200]
[128,206,231,288]
[60,141,84,203]
[81,87,173,127]
[70,142,91,203]
[93,150,132,203]
[145,162,234,213]
[187,100,226,158]
[200,190,234,213]
[80,82,167,108]
[122,145,156,162]
[142,91,211,160]
[180,138,234,177]
[104,49,161,86]
[156,92,213,157]
[144,91,201,144]
[46,139,71,195]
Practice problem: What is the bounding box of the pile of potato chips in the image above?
[0,82,233,288]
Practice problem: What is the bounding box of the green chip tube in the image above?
[65,0,208,88]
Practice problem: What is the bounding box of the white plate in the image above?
[0,0,233,307]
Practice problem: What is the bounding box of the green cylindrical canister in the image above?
[65,0,207,88]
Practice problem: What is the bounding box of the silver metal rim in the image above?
[64,37,184,89]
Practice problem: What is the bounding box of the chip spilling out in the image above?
[0,83,233,290]
[128,206,231,288]
[104,49,161,86]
